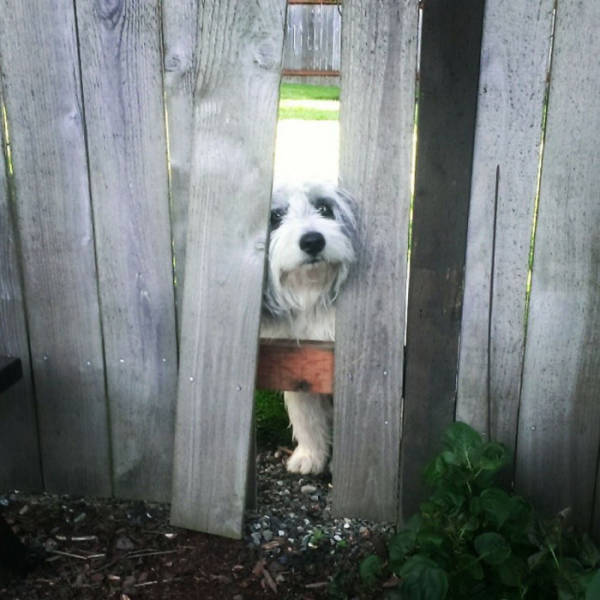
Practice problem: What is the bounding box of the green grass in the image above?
[280,82,340,101]
[278,106,339,121]
[278,82,340,120]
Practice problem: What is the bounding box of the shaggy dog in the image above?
[260,182,358,474]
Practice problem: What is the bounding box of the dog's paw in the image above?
[286,446,327,474]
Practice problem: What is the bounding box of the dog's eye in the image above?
[314,199,334,219]
[270,208,286,230]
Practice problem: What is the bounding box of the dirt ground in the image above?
[0,450,394,600]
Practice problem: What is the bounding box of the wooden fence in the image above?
[282,1,341,78]
[0,0,599,540]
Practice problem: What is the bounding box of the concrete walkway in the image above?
[273,119,339,185]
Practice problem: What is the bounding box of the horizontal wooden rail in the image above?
[287,0,340,5]
[257,339,334,394]
[282,69,340,78]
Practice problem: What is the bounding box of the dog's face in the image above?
[263,182,357,318]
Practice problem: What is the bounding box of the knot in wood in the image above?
[96,0,123,28]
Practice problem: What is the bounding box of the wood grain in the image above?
[257,340,334,394]
[332,0,418,522]
[170,0,286,538]
[456,0,554,460]
[162,0,199,331]
[283,4,341,74]
[514,2,600,535]
[400,0,485,519]
[0,0,111,495]
[75,0,178,501]
[0,122,42,491]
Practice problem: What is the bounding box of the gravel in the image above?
[244,449,395,570]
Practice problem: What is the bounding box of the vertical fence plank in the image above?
[0,115,42,491]
[170,0,286,538]
[400,0,485,519]
[456,0,554,457]
[283,4,341,73]
[75,1,178,501]
[515,2,600,532]
[162,0,199,328]
[333,0,418,522]
[0,2,111,495]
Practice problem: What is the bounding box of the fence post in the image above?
[400,0,485,519]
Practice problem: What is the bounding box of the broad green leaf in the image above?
[480,488,511,528]
[585,569,600,599]
[497,556,526,587]
[470,496,482,516]
[442,422,483,454]
[455,552,484,581]
[441,450,461,466]
[417,531,446,550]
[581,534,600,568]
[474,532,511,565]
[478,442,509,472]
[388,529,417,567]
[359,554,383,586]
[399,555,449,600]
[424,455,447,485]
[528,548,549,570]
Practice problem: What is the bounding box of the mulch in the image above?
[1,450,394,600]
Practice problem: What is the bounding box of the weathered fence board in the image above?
[283,3,341,75]
[75,0,178,502]
[515,2,600,534]
[456,0,554,461]
[0,1,111,495]
[400,0,485,519]
[162,0,199,328]
[333,0,418,522]
[0,118,42,492]
[170,0,286,538]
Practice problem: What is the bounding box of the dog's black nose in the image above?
[299,231,326,256]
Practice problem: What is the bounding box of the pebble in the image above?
[300,484,317,495]
[262,529,273,542]
[251,532,262,545]
[115,535,135,550]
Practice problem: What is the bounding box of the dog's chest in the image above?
[260,306,335,342]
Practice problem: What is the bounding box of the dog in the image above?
[260,181,358,474]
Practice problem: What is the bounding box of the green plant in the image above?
[255,390,291,448]
[359,422,600,599]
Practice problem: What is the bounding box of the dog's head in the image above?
[263,181,358,318]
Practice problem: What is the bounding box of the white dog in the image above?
[260,182,358,474]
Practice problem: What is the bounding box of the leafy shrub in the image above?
[359,422,600,599]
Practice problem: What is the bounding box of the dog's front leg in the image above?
[284,391,332,474]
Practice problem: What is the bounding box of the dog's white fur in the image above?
[260,181,357,474]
